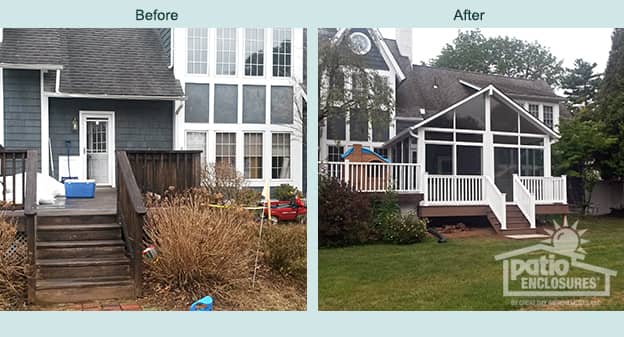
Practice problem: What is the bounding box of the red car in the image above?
[263,196,306,224]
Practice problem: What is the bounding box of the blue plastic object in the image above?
[189,296,213,311]
[64,179,96,198]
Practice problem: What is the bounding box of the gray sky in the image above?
[380,28,613,72]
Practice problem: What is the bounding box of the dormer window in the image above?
[543,105,554,128]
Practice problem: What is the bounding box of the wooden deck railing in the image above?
[0,149,29,208]
[125,150,202,193]
[23,150,38,303]
[116,151,147,297]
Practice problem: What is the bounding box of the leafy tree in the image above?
[561,59,602,116]
[318,32,395,131]
[595,28,624,179]
[553,112,616,214]
[431,29,564,85]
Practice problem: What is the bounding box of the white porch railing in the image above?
[318,160,423,193]
[422,174,507,229]
[519,176,567,204]
[423,174,484,204]
[513,174,536,229]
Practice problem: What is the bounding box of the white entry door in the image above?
[80,111,115,186]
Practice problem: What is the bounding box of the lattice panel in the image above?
[3,231,27,265]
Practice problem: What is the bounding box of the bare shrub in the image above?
[0,216,26,310]
[144,196,257,301]
[263,224,306,284]
[202,162,247,202]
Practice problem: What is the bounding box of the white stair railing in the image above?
[318,161,422,193]
[519,176,567,204]
[483,176,507,230]
[513,174,536,229]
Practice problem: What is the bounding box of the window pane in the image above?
[186,132,207,166]
[494,147,518,201]
[543,105,554,128]
[245,28,264,76]
[244,133,263,179]
[455,94,485,130]
[428,112,453,128]
[521,148,544,176]
[349,111,368,141]
[327,114,346,140]
[456,133,483,142]
[493,135,518,144]
[426,144,452,175]
[457,146,482,175]
[372,120,389,142]
[491,96,518,132]
[187,28,209,74]
[327,145,344,162]
[425,131,453,141]
[216,132,236,169]
[272,133,291,179]
[520,113,543,133]
[528,104,539,118]
[271,86,293,124]
[521,137,544,146]
[216,28,237,75]
[185,83,209,123]
[272,28,292,77]
[243,85,266,123]
[214,84,238,123]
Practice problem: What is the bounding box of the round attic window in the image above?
[348,32,372,55]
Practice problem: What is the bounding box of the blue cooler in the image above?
[64,179,96,198]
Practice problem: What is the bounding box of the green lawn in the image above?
[319,216,624,310]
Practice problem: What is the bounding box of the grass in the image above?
[319,216,624,310]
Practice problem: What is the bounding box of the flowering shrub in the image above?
[380,212,428,244]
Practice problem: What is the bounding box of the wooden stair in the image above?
[34,214,134,304]
[488,204,538,235]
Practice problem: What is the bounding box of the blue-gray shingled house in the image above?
[0,28,184,186]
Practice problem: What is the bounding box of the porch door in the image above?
[494,147,518,201]
[80,111,115,186]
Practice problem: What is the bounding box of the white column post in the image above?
[344,159,350,184]
[40,71,49,176]
[422,171,428,203]
[562,175,568,204]
[544,136,552,177]
[483,91,494,180]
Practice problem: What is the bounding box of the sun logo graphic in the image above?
[495,220,617,297]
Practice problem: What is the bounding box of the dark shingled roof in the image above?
[0,28,183,98]
[396,65,563,118]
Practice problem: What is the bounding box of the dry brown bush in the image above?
[0,215,26,310]
[144,197,257,302]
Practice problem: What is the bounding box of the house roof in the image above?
[395,64,563,118]
[321,28,406,82]
[0,28,184,99]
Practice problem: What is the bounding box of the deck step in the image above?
[37,214,117,226]
[37,223,122,241]
[37,256,130,279]
[35,277,134,304]
[37,240,125,248]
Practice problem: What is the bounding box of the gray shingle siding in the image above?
[3,69,42,168]
[49,98,173,177]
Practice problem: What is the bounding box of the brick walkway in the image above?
[32,301,145,311]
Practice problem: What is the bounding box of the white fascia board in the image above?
[459,79,481,91]
[0,63,63,70]
[370,29,405,82]
[44,92,185,101]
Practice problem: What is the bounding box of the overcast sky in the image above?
[380,28,613,72]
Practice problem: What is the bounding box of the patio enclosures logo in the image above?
[494,221,617,297]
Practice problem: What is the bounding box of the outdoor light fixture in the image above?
[71,117,78,131]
